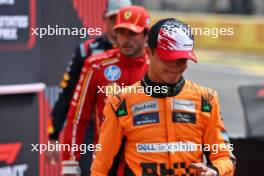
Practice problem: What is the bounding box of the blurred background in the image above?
[137,0,264,14]
[0,0,263,175]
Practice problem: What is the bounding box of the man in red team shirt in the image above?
[62,6,151,176]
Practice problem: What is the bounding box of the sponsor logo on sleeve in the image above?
[133,112,159,126]
[172,112,196,124]
[201,96,212,112]
[172,99,196,112]
[132,100,158,115]
[104,65,121,81]
[115,99,128,117]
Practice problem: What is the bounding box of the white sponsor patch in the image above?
[136,142,196,153]
[132,100,158,114]
[172,99,196,112]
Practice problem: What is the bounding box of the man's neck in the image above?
[141,74,185,98]
[122,49,145,59]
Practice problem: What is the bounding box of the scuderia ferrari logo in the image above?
[124,11,132,20]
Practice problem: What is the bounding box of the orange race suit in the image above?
[62,48,149,172]
[91,75,236,176]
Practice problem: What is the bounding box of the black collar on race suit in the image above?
[140,74,185,98]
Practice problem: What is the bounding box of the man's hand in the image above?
[45,140,60,164]
[190,163,218,176]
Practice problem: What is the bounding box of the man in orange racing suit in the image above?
[91,18,236,176]
[62,6,151,176]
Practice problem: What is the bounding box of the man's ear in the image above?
[145,46,151,55]
[144,34,148,43]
